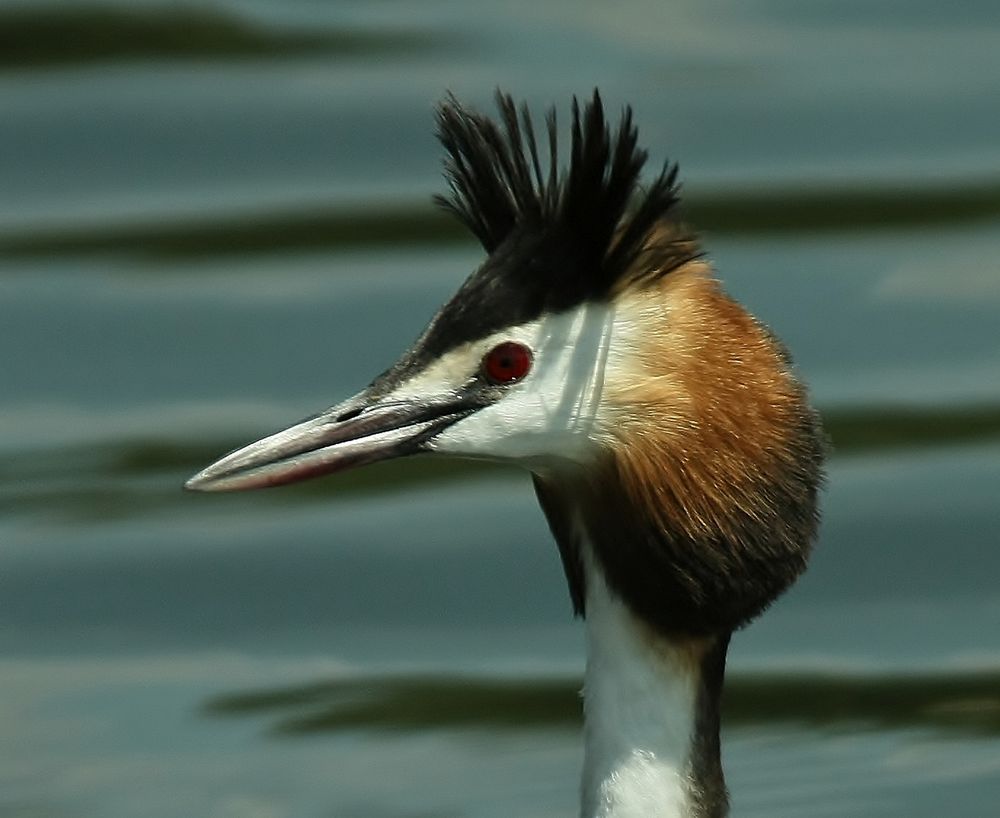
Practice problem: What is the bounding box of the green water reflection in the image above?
[0,3,446,71]
[204,670,1000,738]
[4,181,1000,261]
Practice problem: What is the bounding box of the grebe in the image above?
[187,91,824,818]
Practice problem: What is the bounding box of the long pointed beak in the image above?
[185,391,478,492]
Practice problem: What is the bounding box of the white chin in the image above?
[429,404,598,465]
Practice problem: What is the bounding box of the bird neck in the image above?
[580,553,729,818]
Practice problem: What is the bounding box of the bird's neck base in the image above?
[580,551,729,818]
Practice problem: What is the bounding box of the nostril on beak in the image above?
[335,406,364,422]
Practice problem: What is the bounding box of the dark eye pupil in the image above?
[483,341,531,384]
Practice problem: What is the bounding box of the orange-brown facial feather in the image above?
[535,261,824,636]
[605,262,817,546]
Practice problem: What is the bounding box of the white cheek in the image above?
[430,301,622,463]
[390,344,476,398]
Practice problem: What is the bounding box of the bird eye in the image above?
[482,341,532,385]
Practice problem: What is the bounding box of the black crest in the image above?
[435,90,696,303]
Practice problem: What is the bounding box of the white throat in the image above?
[580,553,701,818]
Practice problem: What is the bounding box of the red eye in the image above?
[483,341,532,385]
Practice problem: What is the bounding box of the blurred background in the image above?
[2,1,999,816]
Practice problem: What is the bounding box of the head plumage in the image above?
[434,89,698,299]
[364,91,701,383]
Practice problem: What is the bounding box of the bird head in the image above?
[188,91,824,638]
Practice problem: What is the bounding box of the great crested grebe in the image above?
[188,90,824,818]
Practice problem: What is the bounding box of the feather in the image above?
[435,90,698,298]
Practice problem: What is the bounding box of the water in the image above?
[2,1,1000,816]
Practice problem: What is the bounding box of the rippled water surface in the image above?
[2,1,999,816]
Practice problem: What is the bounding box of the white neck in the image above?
[580,558,703,818]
